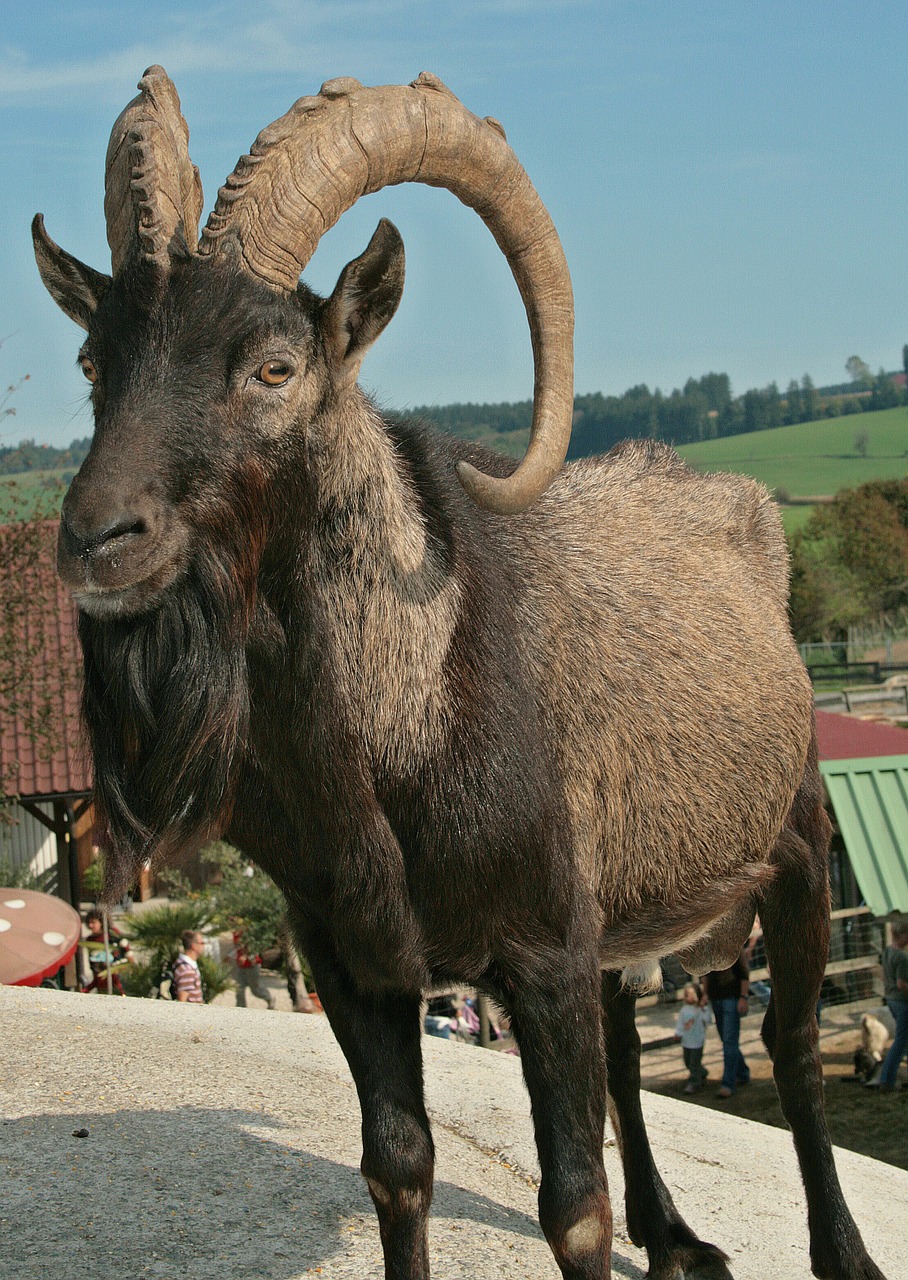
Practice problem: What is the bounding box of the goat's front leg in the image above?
[303,929,434,1280]
[600,970,732,1280]
[495,948,613,1279]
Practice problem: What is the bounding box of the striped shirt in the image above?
[171,953,203,1003]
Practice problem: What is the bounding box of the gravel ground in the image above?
[1,985,903,1280]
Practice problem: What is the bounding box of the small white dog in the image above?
[861,1012,890,1061]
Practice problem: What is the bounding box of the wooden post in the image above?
[477,993,492,1049]
[102,912,113,996]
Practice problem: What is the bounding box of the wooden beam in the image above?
[18,800,63,836]
[72,796,93,823]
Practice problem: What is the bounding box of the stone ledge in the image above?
[1,984,902,1279]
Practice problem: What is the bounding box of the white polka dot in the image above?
[2,899,26,909]
[42,931,66,947]
[0,918,10,933]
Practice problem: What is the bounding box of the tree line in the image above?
[0,436,91,476]
[412,364,906,460]
[2,357,905,476]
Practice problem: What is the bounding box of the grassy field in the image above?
[677,406,908,497]
[777,503,818,534]
[0,469,68,519]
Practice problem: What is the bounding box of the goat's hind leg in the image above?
[759,771,886,1280]
[600,971,732,1280]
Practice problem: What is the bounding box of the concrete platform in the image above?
[0,985,902,1279]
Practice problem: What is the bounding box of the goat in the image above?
[33,67,886,1280]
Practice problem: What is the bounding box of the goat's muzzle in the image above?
[58,483,188,616]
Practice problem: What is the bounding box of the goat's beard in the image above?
[79,553,252,903]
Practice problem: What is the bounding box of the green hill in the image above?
[0,470,68,520]
[675,407,908,497]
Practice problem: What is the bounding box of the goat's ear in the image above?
[323,219,404,389]
[32,214,111,331]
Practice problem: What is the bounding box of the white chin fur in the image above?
[73,588,132,619]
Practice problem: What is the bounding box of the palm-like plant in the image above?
[119,901,231,1001]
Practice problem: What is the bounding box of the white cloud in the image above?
[0,42,243,97]
[0,0,597,99]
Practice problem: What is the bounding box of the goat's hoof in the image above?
[811,1251,887,1280]
[647,1240,733,1280]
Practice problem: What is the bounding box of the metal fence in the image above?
[847,608,908,662]
[800,611,908,667]
[748,907,890,1011]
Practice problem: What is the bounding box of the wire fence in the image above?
[798,610,908,670]
[748,907,890,1011]
[848,608,908,661]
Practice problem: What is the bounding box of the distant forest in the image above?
[413,367,906,461]
[3,364,905,475]
[0,436,91,477]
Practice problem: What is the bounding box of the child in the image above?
[82,909,132,995]
[674,982,712,1093]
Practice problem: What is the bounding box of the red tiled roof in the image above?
[0,520,91,799]
[816,707,908,761]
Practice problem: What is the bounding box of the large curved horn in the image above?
[199,73,573,514]
[105,65,204,274]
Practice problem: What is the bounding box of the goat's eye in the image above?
[256,359,294,386]
[80,357,98,383]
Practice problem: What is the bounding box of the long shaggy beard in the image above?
[80,556,251,902]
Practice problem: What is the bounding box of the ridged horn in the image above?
[199,72,573,514]
[105,65,204,274]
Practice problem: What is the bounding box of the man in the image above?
[866,919,908,1091]
[230,927,277,1010]
[171,930,205,1003]
[704,953,751,1098]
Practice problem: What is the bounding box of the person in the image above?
[674,983,712,1093]
[278,921,319,1013]
[704,954,750,1098]
[171,930,206,1003]
[866,919,908,1092]
[231,928,277,1010]
[81,909,133,995]
[454,996,482,1043]
[424,994,458,1039]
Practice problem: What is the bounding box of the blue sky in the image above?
[2,1,907,447]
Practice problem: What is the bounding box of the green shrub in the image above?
[198,954,233,1002]
[0,854,44,889]
[117,960,159,999]
[118,900,230,1002]
[120,900,214,954]
[80,857,104,901]
[201,841,287,961]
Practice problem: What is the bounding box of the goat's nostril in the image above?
[61,511,148,558]
[105,516,147,544]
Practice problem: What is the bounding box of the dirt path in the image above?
[641,1019,907,1170]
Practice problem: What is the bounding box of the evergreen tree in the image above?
[801,374,818,423]
[785,379,802,425]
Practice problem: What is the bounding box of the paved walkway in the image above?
[1,985,903,1279]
